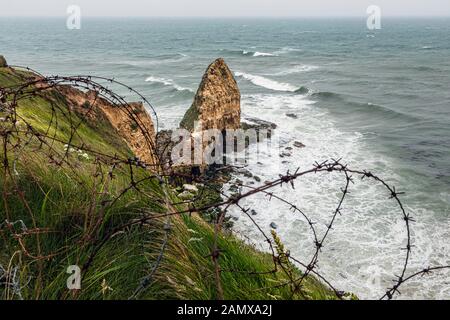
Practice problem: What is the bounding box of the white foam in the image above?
[145,76,193,92]
[253,51,276,57]
[224,93,450,299]
[235,72,299,92]
[275,47,304,55]
[269,64,319,76]
[117,54,188,67]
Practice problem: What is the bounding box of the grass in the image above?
[180,102,200,131]
[0,66,338,300]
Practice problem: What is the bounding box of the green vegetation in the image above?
[0,66,337,300]
[179,102,200,131]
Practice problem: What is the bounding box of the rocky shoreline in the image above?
[156,57,306,231]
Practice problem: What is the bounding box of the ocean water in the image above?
[1,17,449,299]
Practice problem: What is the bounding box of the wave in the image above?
[228,93,449,299]
[221,49,248,56]
[235,72,299,92]
[145,76,194,93]
[414,66,437,72]
[106,54,188,68]
[311,91,418,120]
[252,51,276,57]
[220,49,277,57]
[270,64,319,76]
[294,86,310,95]
[242,50,276,57]
[274,47,304,55]
[311,91,342,100]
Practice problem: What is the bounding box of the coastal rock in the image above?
[155,129,174,170]
[286,113,298,119]
[240,116,276,145]
[57,85,158,166]
[280,151,292,158]
[180,58,241,132]
[0,55,7,67]
[294,141,306,148]
[241,116,277,130]
[101,102,157,166]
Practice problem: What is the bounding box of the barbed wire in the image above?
[0,66,449,300]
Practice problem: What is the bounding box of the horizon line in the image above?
[0,15,450,20]
[1,15,450,19]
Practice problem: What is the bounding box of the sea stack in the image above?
[0,55,7,67]
[180,58,241,132]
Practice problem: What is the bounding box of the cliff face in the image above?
[57,85,157,166]
[0,61,338,301]
[90,93,157,166]
[180,58,241,132]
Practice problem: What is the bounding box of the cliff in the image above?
[180,58,241,132]
[0,59,337,301]
[57,85,157,166]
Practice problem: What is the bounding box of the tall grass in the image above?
[0,66,336,300]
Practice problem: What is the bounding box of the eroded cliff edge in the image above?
[56,85,158,166]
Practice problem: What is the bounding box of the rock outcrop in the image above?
[0,55,7,67]
[180,58,240,132]
[91,93,157,166]
[56,85,157,166]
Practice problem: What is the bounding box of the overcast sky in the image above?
[1,0,449,17]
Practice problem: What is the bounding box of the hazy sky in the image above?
[1,0,449,17]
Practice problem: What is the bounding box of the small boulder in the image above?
[286,113,298,119]
[238,169,253,178]
[270,222,278,229]
[280,151,292,158]
[294,141,306,148]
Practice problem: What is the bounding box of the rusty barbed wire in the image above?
[0,66,449,300]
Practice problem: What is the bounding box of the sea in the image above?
[1,17,449,299]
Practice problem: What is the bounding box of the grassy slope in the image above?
[0,66,337,300]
